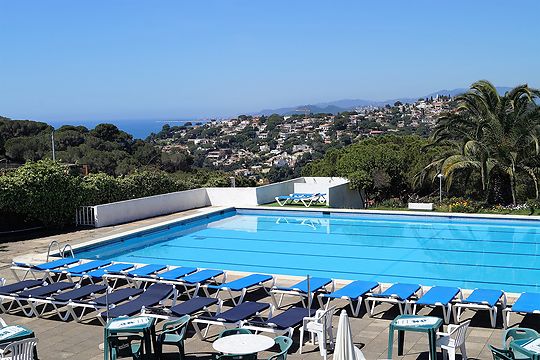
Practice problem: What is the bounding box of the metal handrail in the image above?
[46,240,61,262]
[61,244,75,258]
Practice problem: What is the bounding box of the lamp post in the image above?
[51,131,56,161]
[437,173,444,203]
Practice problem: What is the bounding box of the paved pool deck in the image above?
[0,207,536,359]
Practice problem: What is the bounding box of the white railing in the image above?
[76,206,96,226]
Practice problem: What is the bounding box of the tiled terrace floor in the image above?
[0,207,535,359]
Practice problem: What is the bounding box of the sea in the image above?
[46,118,208,139]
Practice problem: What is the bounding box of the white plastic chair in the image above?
[299,306,336,360]
[0,337,39,360]
[436,320,470,360]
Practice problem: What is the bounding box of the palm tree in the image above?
[419,80,540,204]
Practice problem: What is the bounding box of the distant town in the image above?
[150,95,455,183]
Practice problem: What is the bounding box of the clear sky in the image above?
[1,0,539,122]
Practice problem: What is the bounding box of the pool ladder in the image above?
[46,240,75,262]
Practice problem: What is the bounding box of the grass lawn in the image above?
[369,205,540,216]
[261,202,540,216]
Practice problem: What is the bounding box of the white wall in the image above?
[206,187,258,206]
[94,188,209,227]
[327,182,364,209]
[255,178,299,204]
[91,176,363,227]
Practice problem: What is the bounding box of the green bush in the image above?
[81,172,124,205]
[446,197,480,213]
[0,161,245,229]
[119,170,187,199]
[378,198,405,208]
[0,160,82,228]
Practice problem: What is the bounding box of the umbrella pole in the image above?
[307,274,311,310]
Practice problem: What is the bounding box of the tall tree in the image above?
[420,80,540,204]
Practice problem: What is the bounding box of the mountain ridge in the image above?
[255,87,512,116]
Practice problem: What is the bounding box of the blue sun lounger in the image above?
[169,297,220,317]
[270,277,333,308]
[51,260,112,282]
[242,306,316,337]
[156,267,198,281]
[412,286,462,323]
[453,289,506,328]
[11,258,80,281]
[0,280,45,296]
[275,193,326,207]
[104,264,168,287]
[26,283,107,320]
[6,281,77,316]
[204,274,275,305]
[67,287,144,325]
[82,263,135,284]
[275,193,312,206]
[192,301,271,339]
[503,292,540,329]
[318,280,380,316]
[364,283,422,316]
[143,296,221,320]
[129,266,199,289]
[100,283,176,320]
[0,280,45,312]
[173,269,225,298]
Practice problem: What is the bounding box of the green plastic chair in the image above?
[218,328,253,338]
[156,315,190,360]
[108,334,144,360]
[502,327,539,349]
[489,345,515,360]
[267,336,293,360]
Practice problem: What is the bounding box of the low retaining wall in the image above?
[90,177,364,227]
[94,188,209,227]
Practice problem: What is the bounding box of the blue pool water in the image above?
[75,209,540,292]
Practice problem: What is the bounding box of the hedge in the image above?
[0,160,225,228]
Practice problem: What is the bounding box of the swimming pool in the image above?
[75,209,540,293]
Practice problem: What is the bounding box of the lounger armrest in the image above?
[246,320,276,328]
[12,262,30,268]
[142,306,172,316]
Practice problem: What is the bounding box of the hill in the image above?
[255,87,513,116]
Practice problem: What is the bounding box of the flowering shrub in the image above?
[448,198,479,213]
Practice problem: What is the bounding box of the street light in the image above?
[437,173,444,203]
[51,131,56,161]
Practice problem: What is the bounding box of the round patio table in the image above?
[213,334,275,355]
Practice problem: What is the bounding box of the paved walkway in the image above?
[0,208,533,359]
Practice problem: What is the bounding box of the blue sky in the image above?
[1,1,539,122]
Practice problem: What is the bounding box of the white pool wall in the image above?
[92,177,363,227]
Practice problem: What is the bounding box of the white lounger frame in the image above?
[502,304,539,329]
[201,277,275,306]
[364,287,424,317]
[453,292,506,328]
[411,289,463,324]
[270,280,334,309]
[141,299,222,322]
[10,260,81,283]
[317,284,381,317]
[240,304,302,338]
[192,304,271,340]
